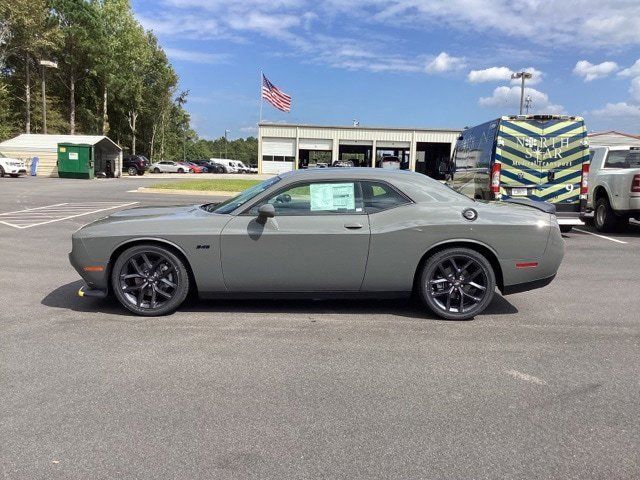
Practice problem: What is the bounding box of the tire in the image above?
[418,247,496,321]
[0,166,5,177]
[178,168,185,173]
[127,166,137,176]
[153,167,161,173]
[9,174,19,178]
[595,196,621,232]
[560,225,573,233]
[111,244,190,316]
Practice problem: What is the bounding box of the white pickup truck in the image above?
[583,146,640,231]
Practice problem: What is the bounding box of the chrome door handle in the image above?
[344,223,363,229]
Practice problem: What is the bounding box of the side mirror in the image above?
[257,204,275,218]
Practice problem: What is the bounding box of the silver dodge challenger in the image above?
[70,168,564,320]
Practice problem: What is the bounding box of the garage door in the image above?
[262,138,296,156]
[299,138,332,151]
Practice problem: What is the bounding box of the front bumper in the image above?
[4,167,27,174]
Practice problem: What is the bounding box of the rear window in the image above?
[605,150,640,169]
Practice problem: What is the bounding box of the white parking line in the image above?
[506,369,547,385]
[0,202,138,229]
[574,228,628,244]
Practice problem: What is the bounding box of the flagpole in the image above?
[258,69,263,124]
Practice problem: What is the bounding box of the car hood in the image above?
[106,204,198,220]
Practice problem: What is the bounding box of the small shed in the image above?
[588,131,640,147]
[0,134,122,177]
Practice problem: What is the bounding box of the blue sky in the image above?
[132,0,640,140]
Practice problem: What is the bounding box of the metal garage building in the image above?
[0,134,122,178]
[588,131,640,147]
[258,123,461,177]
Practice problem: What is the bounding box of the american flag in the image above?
[261,74,291,112]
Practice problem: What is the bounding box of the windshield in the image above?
[202,176,281,214]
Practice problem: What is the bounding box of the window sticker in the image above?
[69,152,79,160]
[310,183,355,211]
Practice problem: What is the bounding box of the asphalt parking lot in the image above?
[1,176,639,479]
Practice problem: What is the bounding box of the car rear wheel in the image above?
[111,244,190,316]
[595,196,621,232]
[127,166,137,176]
[0,166,5,177]
[419,248,495,320]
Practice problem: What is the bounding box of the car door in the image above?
[220,180,370,292]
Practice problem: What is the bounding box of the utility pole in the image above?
[224,129,230,158]
[511,71,532,115]
[39,60,58,134]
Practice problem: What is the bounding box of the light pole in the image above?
[511,71,532,115]
[224,129,230,158]
[39,60,58,134]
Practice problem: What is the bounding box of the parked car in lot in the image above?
[447,115,590,233]
[0,153,27,177]
[149,161,190,173]
[193,160,225,173]
[70,168,564,320]
[182,162,204,173]
[583,146,640,231]
[212,159,240,173]
[332,160,354,168]
[122,154,149,176]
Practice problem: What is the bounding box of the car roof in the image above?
[279,167,420,181]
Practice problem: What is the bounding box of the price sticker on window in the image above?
[310,183,355,211]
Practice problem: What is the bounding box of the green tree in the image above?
[50,0,99,134]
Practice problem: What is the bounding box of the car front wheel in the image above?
[111,244,190,316]
[419,248,495,320]
[153,167,161,173]
[0,166,5,177]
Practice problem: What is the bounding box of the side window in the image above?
[253,181,363,215]
[360,181,411,213]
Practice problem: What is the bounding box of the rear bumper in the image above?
[555,211,584,225]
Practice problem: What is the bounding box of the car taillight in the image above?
[580,162,589,195]
[631,174,640,194]
[491,163,501,197]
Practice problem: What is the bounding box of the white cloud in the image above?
[590,102,640,119]
[337,0,640,47]
[478,86,564,114]
[619,59,640,77]
[164,47,231,64]
[425,52,466,73]
[468,66,542,85]
[630,77,640,103]
[573,60,619,81]
[468,67,512,83]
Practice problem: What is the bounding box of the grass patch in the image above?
[148,179,261,192]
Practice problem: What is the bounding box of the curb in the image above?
[134,187,237,196]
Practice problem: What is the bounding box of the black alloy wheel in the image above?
[111,245,189,316]
[419,248,495,320]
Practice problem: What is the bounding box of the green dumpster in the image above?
[57,143,94,179]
